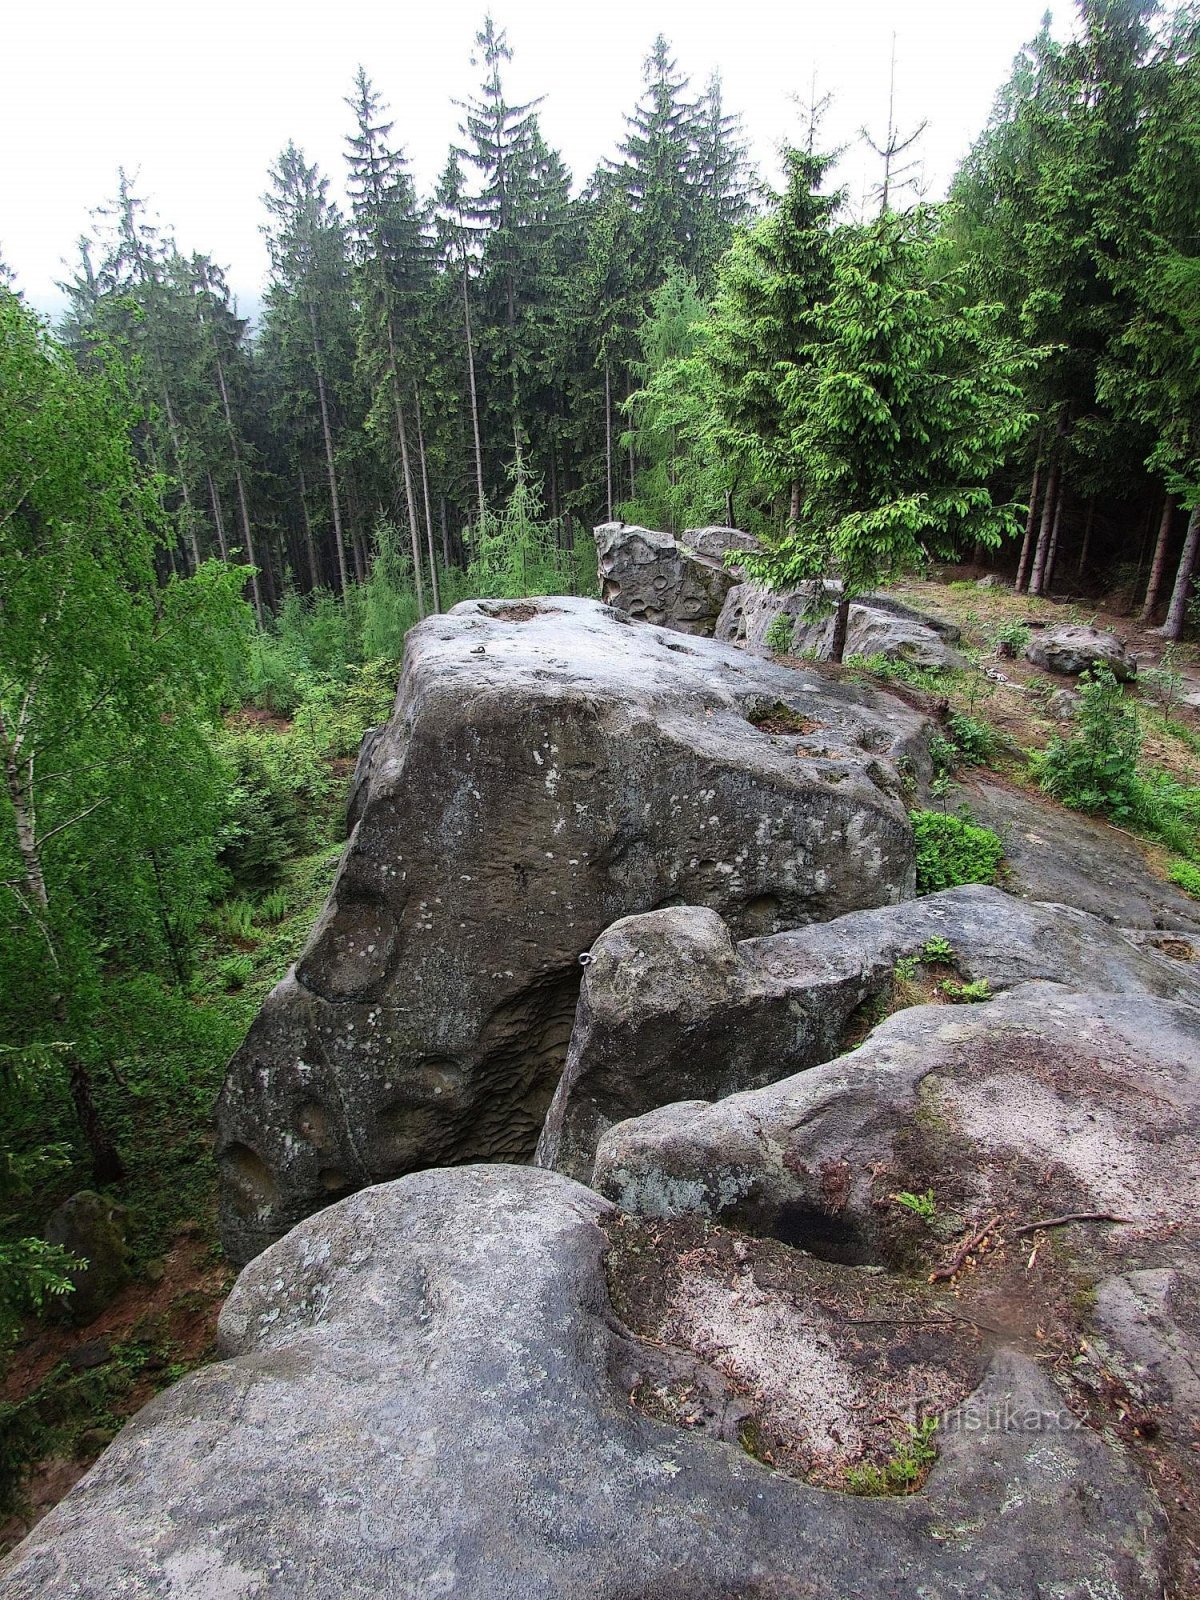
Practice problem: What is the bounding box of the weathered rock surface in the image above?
[592,521,740,633]
[42,1192,132,1325]
[537,885,1200,1182]
[717,582,962,668]
[963,778,1200,933]
[0,1165,1165,1600]
[216,597,932,1263]
[1025,623,1135,680]
[594,984,1200,1253]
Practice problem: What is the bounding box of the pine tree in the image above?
[742,208,1037,659]
[704,145,842,522]
[346,67,435,613]
[261,143,356,596]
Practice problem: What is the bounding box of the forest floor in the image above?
[2,569,1198,1551]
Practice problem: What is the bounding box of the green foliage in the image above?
[1169,859,1200,898]
[892,1189,937,1220]
[763,613,796,654]
[465,458,590,599]
[0,1046,80,1358]
[892,954,920,982]
[941,976,993,1003]
[217,732,330,890]
[994,620,1031,654]
[844,1417,939,1496]
[216,954,254,991]
[921,936,955,963]
[740,208,1038,654]
[258,889,289,924]
[1035,667,1142,824]
[945,713,998,768]
[911,810,1005,895]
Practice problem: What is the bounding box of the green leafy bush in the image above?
[216,954,254,991]
[910,810,1005,894]
[764,612,796,653]
[844,1418,939,1496]
[1169,859,1200,899]
[1035,667,1142,823]
[945,712,997,767]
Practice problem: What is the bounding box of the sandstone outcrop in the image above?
[717,582,962,668]
[537,885,1200,1183]
[594,984,1200,1248]
[216,597,931,1263]
[592,521,747,633]
[0,1165,1165,1600]
[1025,622,1135,680]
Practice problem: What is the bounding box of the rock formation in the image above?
[592,521,745,633]
[537,884,1200,1183]
[216,596,931,1263]
[1025,623,1136,680]
[0,1165,1165,1600]
[717,582,962,668]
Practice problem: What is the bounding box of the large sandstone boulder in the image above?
[216,597,931,1263]
[537,885,1200,1183]
[592,521,746,633]
[594,984,1200,1249]
[1025,623,1135,680]
[717,582,962,668]
[0,1165,1165,1599]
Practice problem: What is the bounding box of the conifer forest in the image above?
[3,0,1200,1563]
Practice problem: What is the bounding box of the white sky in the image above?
[3,0,1058,318]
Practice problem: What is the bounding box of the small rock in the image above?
[43,1192,132,1325]
[142,1257,166,1286]
[1026,624,1135,680]
[65,1339,111,1371]
[1047,687,1082,720]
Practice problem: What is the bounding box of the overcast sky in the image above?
[3,0,1060,318]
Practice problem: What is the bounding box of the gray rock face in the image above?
[0,1165,1164,1600]
[593,984,1200,1251]
[216,597,932,1263]
[592,521,738,633]
[42,1192,132,1325]
[963,778,1200,933]
[1025,623,1135,680]
[717,582,962,668]
[537,885,1200,1183]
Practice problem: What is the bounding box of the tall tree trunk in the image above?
[1043,488,1065,593]
[68,1053,124,1186]
[298,468,321,592]
[1015,461,1041,592]
[159,381,200,573]
[725,488,735,528]
[1076,496,1096,577]
[308,299,348,599]
[1161,505,1200,641]
[384,316,425,618]
[1140,494,1176,624]
[440,495,451,570]
[1028,460,1061,597]
[460,250,486,525]
[829,594,852,664]
[212,350,263,624]
[604,358,614,522]
[414,386,441,614]
[627,401,636,506]
[206,471,229,563]
[789,479,802,527]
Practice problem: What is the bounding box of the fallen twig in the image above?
[929,1213,1001,1283]
[1012,1211,1132,1237]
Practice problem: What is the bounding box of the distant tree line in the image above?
[5,1,1199,642]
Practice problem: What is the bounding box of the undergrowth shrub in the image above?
[764,613,796,653]
[1035,667,1141,823]
[1034,668,1200,858]
[1168,859,1200,898]
[217,732,332,889]
[910,810,1005,894]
